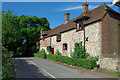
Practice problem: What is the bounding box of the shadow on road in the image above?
[14,59,53,79]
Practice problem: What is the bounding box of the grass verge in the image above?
[94,68,120,77]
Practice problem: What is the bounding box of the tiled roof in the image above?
[43,3,119,37]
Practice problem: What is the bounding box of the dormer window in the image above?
[76,21,84,31]
[57,33,61,42]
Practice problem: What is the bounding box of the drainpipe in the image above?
[83,20,86,58]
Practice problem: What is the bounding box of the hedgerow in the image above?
[2,47,16,79]
[34,49,97,70]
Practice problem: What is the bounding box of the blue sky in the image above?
[2,2,118,29]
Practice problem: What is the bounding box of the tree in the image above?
[2,10,50,56]
[2,10,23,54]
[19,15,50,56]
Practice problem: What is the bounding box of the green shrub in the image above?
[55,50,61,55]
[34,49,47,59]
[71,41,88,58]
[47,46,52,53]
[34,49,97,69]
[46,54,97,69]
[87,56,99,62]
[2,47,16,79]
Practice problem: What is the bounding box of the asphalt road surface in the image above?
[14,57,117,79]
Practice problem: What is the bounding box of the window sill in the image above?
[57,39,61,42]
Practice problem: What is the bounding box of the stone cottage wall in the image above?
[100,57,118,71]
[51,30,74,57]
[73,21,102,57]
[100,11,119,71]
[50,21,102,57]
[40,37,50,54]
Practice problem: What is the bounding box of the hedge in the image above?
[34,49,47,59]
[2,47,16,79]
[34,53,97,69]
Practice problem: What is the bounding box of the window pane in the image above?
[63,44,67,50]
[63,45,65,49]
[77,23,79,30]
[65,45,67,50]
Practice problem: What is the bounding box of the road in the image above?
[14,57,117,79]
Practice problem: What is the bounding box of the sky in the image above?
[2,2,119,29]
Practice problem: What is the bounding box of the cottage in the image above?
[37,2,120,71]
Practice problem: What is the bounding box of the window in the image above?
[76,21,84,31]
[76,23,80,30]
[63,43,67,50]
[56,33,61,42]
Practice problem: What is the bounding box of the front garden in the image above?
[34,41,99,70]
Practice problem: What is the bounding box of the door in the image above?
[51,48,54,54]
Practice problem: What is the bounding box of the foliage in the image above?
[2,47,16,79]
[18,15,50,56]
[2,10,23,54]
[47,46,51,53]
[46,54,96,69]
[55,50,61,55]
[34,49,47,59]
[2,10,50,56]
[95,68,120,77]
[71,41,89,58]
[34,52,97,69]
[87,56,99,62]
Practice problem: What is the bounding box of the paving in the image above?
[14,57,118,79]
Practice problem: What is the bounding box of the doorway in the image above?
[51,48,54,54]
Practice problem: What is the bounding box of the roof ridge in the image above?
[104,3,120,14]
[44,4,105,35]
[44,24,64,34]
[87,3,106,12]
[43,3,119,35]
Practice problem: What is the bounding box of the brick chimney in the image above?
[82,1,89,13]
[64,13,70,24]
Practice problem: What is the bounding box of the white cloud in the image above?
[61,5,82,11]
[61,3,114,11]
[61,5,100,11]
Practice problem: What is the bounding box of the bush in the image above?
[2,47,16,79]
[46,54,96,69]
[34,49,97,69]
[55,50,61,55]
[34,49,47,59]
[87,56,99,62]
[71,42,88,58]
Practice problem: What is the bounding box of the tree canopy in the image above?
[2,10,50,56]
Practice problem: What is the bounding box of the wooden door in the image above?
[51,48,54,54]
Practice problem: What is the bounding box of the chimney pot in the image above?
[82,1,89,13]
[64,13,70,24]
